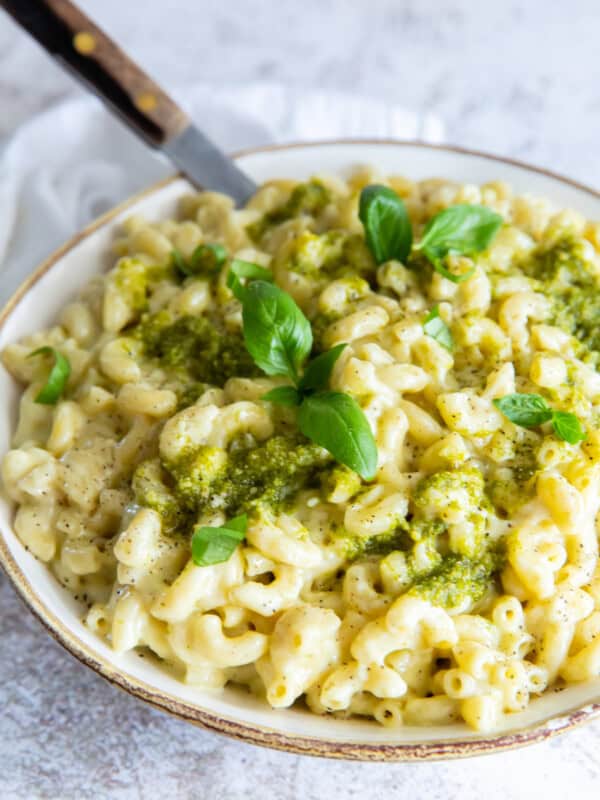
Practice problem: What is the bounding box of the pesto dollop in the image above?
[247,180,331,242]
[135,311,260,388]
[335,464,504,609]
[280,230,375,282]
[521,237,600,360]
[410,552,502,609]
[135,434,331,532]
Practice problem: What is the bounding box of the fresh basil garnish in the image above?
[261,385,302,407]
[263,344,347,406]
[416,204,503,282]
[173,243,228,276]
[189,243,227,274]
[298,343,347,393]
[227,259,273,300]
[550,411,587,444]
[423,306,453,351]
[359,185,412,264]
[28,347,71,405]
[191,513,247,566]
[493,393,553,428]
[171,248,187,274]
[493,393,586,443]
[235,272,377,477]
[241,281,312,381]
[298,391,377,480]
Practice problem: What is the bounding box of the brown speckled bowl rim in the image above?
[1,139,600,761]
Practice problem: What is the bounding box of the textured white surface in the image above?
[1,1,600,798]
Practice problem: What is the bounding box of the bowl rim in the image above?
[2,138,600,761]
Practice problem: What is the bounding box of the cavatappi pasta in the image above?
[3,169,600,733]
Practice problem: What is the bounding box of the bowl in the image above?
[1,140,600,761]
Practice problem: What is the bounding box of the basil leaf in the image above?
[262,385,302,407]
[359,185,412,264]
[423,306,453,351]
[191,514,247,566]
[172,244,227,277]
[299,343,347,393]
[552,411,586,444]
[298,391,377,480]
[227,259,273,300]
[419,204,503,282]
[189,243,227,274]
[171,248,187,274]
[223,513,248,533]
[428,258,476,284]
[242,281,312,381]
[493,393,553,428]
[28,347,71,405]
[494,394,586,443]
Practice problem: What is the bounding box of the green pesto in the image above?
[544,362,593,417]
[336,465,492,569]
[337,525,413,562]
[486,439,539,516]
[113,258,148,312]
[321,464,362,502]
[167,445,227,509]
[520,236,600,360]
[134,311,260,387]
[337,517,445,562]
[246,180,331,242]
[485,434,539,517]
[413,464,490,521]
[132,458,191,533]
[410,552,501,609]
[377,537,445,596]
[283,231,375,282]
[413,465,492,559]
[114,258,175,312]
[405,517,447,543]
[486,474,535,517]
[165,434,331,520]
[174,381,210,411]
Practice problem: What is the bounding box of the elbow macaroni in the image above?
[2,170,600,734]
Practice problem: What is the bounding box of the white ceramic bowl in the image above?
[2,141,600,760]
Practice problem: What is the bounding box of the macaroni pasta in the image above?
[3,169,600,732]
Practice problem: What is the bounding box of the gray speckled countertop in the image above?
[1,2,600,798]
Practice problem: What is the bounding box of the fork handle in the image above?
[0,0,189,147]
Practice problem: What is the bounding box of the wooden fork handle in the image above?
[1,0,189,147]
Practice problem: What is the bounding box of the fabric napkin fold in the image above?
[0,81,444,296]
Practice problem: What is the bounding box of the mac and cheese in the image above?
[3,170,600,732]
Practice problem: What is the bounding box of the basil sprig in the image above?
[423,305,453,351]
[358,185,412,264]
[231,267,377,479]
[493,393,586,444]
[28,347,71,405]
[192,514,247,566]
[359,186,503,283]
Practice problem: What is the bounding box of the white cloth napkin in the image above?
[0,82,444,295]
